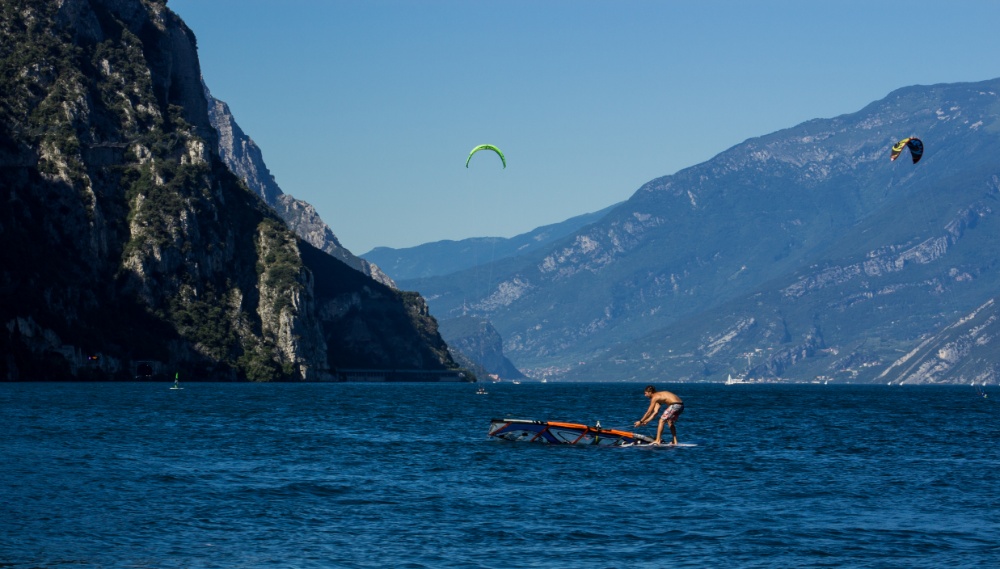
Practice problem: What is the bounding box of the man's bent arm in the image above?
[638,403,660,425]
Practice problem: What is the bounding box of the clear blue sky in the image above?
[169,0,1000,255]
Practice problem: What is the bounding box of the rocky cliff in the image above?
[0,0,457,381]
[204,88,396,288]
[437,316,525,380]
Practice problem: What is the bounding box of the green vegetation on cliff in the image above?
[0,0,460,381]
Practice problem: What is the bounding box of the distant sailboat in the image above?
[725,374,747,385]
[170,372,183,390]
[726,352,754,385]
[476,385,488,395]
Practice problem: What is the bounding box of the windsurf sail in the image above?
[488,418,655,446]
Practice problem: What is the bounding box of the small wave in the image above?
[334,497,400,506]
[240,481,354,499]
[139,473,198,484]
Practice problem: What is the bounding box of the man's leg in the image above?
[668,420,678,445]
[654,418,666,444]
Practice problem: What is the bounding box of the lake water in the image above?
[3,382,999,568]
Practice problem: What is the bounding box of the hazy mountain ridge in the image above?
[0,0,457,381]
[362,203,620,281]
[402,79,1000,383]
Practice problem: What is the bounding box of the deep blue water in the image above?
[3,382,999,568]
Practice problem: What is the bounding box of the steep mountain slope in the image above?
[205,88,396,287]
[202,87,530,379]
[403,79,1000,383]
[437,316,525,380]
[877,298,1000,385]
[0,0,458,381]
[362,203,619,281]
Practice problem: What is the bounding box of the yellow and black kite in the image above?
[890,137,923,164]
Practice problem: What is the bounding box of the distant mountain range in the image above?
[362,204,620,281]
[392,79,1000,384]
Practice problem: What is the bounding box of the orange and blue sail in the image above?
[488,418,653,446]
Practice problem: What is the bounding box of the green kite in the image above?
[466,144,506,168]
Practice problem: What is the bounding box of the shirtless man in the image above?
[634,385,684,445]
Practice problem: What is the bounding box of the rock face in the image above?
[205,89,396,288]
[878,299,1000,385]
[437,316,525,380]
[0,0,457,381]
[403,79,1000,383]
